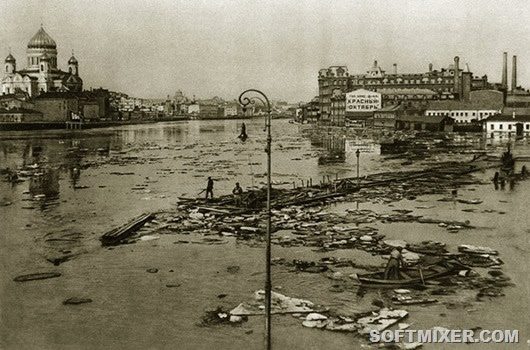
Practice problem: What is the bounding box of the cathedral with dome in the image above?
[1,26,83,97]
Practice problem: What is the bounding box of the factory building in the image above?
[318,56,487,124]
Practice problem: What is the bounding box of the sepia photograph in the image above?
[0,0,529,349]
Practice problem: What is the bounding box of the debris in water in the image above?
[63,297,93,305]
[13,272,61,282]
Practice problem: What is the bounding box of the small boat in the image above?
[356,260,464,286]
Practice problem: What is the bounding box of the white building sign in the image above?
[346,89,382,112]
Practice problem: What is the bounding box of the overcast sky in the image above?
[1,0,528,102]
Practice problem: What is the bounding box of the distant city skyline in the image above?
[1,0,528,102]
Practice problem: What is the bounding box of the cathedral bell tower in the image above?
[5,53,16,75]
[68,51,79,76]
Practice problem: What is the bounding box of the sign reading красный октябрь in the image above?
[346,89,382,112]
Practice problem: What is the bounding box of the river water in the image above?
[0,119,528,349]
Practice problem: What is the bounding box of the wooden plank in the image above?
[100,213,155,246]
[196,206,232,214]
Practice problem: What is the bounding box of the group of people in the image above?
[202,177,244,206]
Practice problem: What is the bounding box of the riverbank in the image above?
[0,118,189,131]
[0,114,291,132]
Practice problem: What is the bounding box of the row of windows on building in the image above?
[427,111,497,117]
[320,80,348,87]
[0,114,23,122]
[489,132,530,138]
[328,94,438,103]
[351,78,454,85]
[490,123,530,130]
[321,78,457,87]
[386,94,437,100]
[321,71,347,78]
[26,57,57,67]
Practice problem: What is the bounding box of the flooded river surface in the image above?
[1,119,529,349]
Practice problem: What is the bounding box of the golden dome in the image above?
[28,27,57,49]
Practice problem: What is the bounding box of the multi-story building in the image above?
[199,103,221,119]
[330,91,346,126]
[317,66,350,123]
[318,57,489,121]
[33,92,79,122]
[378,88,440,109]
[32,91,109,122]
[298,97,320,123]
[187,102,221,119]
[223,104,241,117]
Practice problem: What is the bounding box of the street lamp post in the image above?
[239,89,272,350]
[356,148,360,187]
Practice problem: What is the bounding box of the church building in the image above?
[2,26,82,97]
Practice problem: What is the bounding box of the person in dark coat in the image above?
[205,177,214,199]
[384,246,405,280]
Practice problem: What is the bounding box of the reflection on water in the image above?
[2,121,530,202]
[29,168,60,198]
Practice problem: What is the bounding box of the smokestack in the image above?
[428,63,433,72]
[511,55,517,92]
[453,56,460,98]
[502,52,508,89]
[462,72,472,102]
[393,63,397,74]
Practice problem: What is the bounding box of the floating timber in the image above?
[100,213,155,246]
[177,158,496,217]
[13,272,62,282]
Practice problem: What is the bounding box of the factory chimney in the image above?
[428,63,433,72]
[511,55,517,92]
[393,63,397,74]
[453,56,460,99]
[502,52,508,89]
